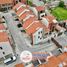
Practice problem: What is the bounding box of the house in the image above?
[38,52,67,67]
[15,63,24,67]
[64,20,67,29]
[64,0,67,8]
[0,32,14,62]
[55,24,66,33]
[13,2,32,22]
[0,23,6,32]
[15,63,34,67]
[48,0,60,8]
[41,15,57,34]
[51,35,67,48]
[0,0,13,11]
[13,0,26,5]
[32,0,44,6]
[29,6,45,20]
[23,17,44,45]
[13,3,48,45]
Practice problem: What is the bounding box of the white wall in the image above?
[33,28,43,45]
[29,7,38,16]
[0,41,13,59]
[41,18,49,27]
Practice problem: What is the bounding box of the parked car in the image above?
[4,56,17,65]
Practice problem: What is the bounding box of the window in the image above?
[3,52,5,55]
[19,0,21,2]
[40,11,43,13]
[17,24,22,28]
[41,31,42,33]
[38,31,42,34]
[2,4,5,6]
[40,38,42,40]
[16,1,18,4]
[41,15,44,17]
[38,32,40,34]
[0,47,3,50]
[38,36,40,38]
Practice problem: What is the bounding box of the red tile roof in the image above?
[0,24,5,30]
[13,2,22,10]
[19,11,31,21]
[15,63,24,67]
[16,7,26,15]
[23,17,43,35]
[38,52,67,67]
[44,15,55,23]
[36,6,45,11]
[0,0,13,4]
[0,32,9,42]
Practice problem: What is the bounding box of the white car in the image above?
[4,56,17,65]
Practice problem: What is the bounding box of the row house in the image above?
[13,3,58,45]
[0,23,14,62]
[29,6,45,20]
[13,0,26,5]
[13,3,49,45]
[38,52,67,67]
[0,0,13,11]
[41,15,58,35]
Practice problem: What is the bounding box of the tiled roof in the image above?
[16,7,26,15]
[55,24,66,31]
[38,52,67,67]
[13,2,22,10]
[36,6,45,11]
[0,0,13,4]
[19,11,31,21]
[23,17,43,35]
[0,32,9,42]
[13,3,50,34]
[0,24,5,30]
[44,15,55,23]
[15,63,24,67]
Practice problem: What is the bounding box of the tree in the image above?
[59,1,65,8]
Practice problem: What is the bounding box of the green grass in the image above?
[51,7,67,20]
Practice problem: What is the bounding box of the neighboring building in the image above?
[32,28,44,45]
[15,63,34,67]
[64,0,67,8]
[32,0,44,6]
[13,2,31,21]
[13,3,47,45]
[0,23,14,62]
[41,15,57,34]
[48,0,60,8]
[0,32,14,62]
[0,0,13,11]
[23,17,44,45]
[64,20,67,29]
[55,24,66,33]
[13,0,27,5]
[0,23,6,32]
[51,35,67,48]
[38,52,67,67]
[29,6,45,20]
[15,63,24,67]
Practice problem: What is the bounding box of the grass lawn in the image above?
[51,7,67,20]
